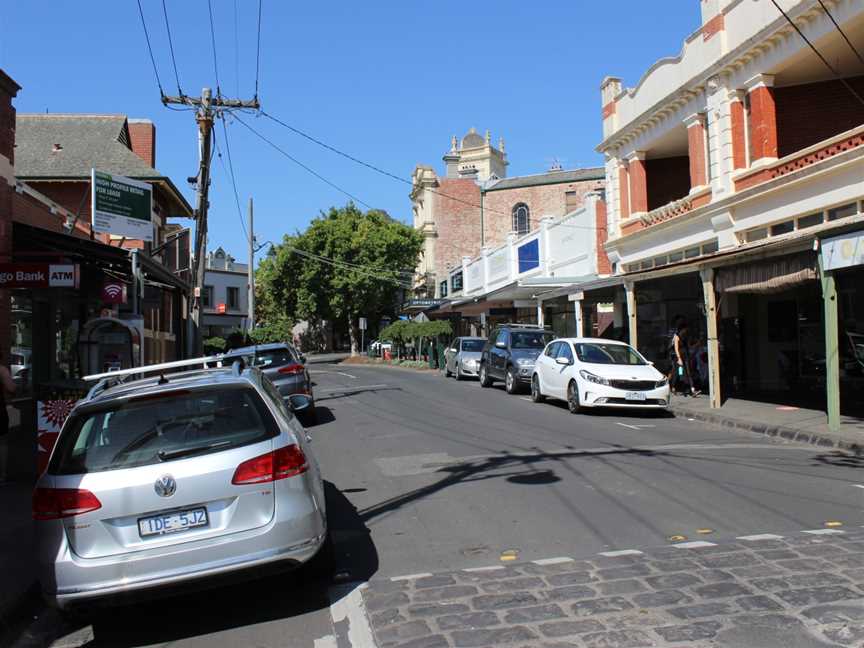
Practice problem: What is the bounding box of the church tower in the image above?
[442,127,508,182]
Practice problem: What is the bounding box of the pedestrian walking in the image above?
[0,351,17,484]
[670,324,700,397]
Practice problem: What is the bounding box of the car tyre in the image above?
[455,363,462,381]
[479,363,492,388]
[567,381,583,414]
[531,375,545,403]
[505,366,519,394]
[444,363,452,378]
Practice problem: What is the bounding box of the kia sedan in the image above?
[34,365,329,610]
[531,338,670,413]
[443,336,485,380]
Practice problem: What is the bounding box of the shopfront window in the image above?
[837,266,864,418]
[10,292,33,398]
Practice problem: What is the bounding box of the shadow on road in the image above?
[308,406,336,426]
[29,483,377,648]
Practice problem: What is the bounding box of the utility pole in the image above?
[247,197,255,333]
[162,88,260,356]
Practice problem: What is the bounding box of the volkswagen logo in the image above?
[154,475,177,498]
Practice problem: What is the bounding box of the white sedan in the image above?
[531,337,670,413]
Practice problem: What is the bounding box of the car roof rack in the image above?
[82,354,243,402]
[496,322,552,329]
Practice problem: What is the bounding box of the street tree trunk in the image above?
[348,318,359,356]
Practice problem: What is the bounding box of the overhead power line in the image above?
[231,113,374,209]
[207,0,222,95]
[136,0,165,98]
[771,0,864,108]
[815,0,864,66]
[217,114,249,240]
[289,247,413,288]
[162,0,183,95]
[255,0,263,99]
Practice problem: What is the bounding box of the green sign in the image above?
[91,169,153,241]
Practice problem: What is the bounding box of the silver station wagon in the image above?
[33,359,329,610]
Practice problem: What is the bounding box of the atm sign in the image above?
[0,264,80,289]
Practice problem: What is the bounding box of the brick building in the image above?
[410,129,604,300]
[593,0,864,429]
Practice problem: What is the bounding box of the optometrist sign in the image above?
[91,169,154,241]
[822,230,864,271]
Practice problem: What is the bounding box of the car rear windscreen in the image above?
[461,340,485,352]
[511,332,554,349]
[49,386,278,475]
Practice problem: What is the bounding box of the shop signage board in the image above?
[518,238,540,274]
[822,230,864,271]
[0,263,79,289]
[91,169,154,241]
[488,247,509,282]
[102,280,126,304]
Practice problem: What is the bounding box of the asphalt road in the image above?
[12,362,864,648]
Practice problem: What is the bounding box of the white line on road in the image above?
[674,541,717,548]
[463,565,506,572]
[391,573,432,581]
[313,636,338,648]
[599,549,644,557]
[520,397,533,401]
[802,528,845,535]
[737,533,785,541]
[328,582,376,648]
[337,371,357,379]
[532,557,575,566]
[316,384,390,393]
[853,484,864,489]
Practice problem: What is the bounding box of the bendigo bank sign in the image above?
[0,263,80,289]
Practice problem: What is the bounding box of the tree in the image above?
[256,203,424,355]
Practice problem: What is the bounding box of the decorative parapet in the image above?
[642,187,712,227]
[734,125,864,192]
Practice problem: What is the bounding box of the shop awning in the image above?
[715,252,817,294]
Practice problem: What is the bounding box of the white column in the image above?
[539,215,555,275]
[536,299,544,327]
[507,233,518,281]
[481,246,491,294]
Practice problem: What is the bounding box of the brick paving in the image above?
[360,529,864,647]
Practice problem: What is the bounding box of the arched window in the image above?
[512,203,530,235]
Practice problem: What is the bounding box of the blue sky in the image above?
[1,1,701,264]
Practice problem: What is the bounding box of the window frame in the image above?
[512,203,531,236]
[226,286,239,310]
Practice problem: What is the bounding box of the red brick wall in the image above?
[483,178,604,250]
[730,100,747,170]
[432,178,482,279]
[748,85,778,160]
[618,164,630,219]
[128,121,156,167]
[28,181,92,223]
[645,156,690,211]
[687,121,707,188]
[595,198,612,276]
[775,76,864,159]
[628,157,647,214]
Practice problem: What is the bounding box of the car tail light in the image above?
[33,488,102,520]
[232,445,308,485]
[278,364,304,375]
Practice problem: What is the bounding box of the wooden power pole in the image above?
[162,88,259,355]
[247,196,255,333]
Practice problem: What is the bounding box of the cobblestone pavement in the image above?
[360,528,864,647]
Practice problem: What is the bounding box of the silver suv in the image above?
[34,359,329,610]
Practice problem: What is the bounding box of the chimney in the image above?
[128,119,156,167]
[600,76,623,139]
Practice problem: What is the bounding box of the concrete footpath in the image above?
[361,529,864,648]
[0,482,37,644]
[670,396,864,452]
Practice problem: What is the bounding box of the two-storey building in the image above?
[201,247,250,338]
[596,0,863,428]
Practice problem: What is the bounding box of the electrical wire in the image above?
[217,114,249,240]
[259,110,605,232]
[231,113,374,209]
[816,0,864,66]
[288,247,413,288]
[207,0,222,95]
[255,0,263,99]
[286,246,415,278]
[162,0,183,96]
[233,0,240,97]
[771,0,864,108]
[136,0,165,98]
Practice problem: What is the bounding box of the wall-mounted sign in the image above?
[217,303,227,314]
[91,169,154,241]
[0,263,79,289]
[518,238,540,274]
[101,280,127,304]
[822,230,864,271]
[488,248,509,281]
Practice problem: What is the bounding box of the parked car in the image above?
[479,324,555,394]
[222,343,316,424]
[443,336,486,380]
[370,340,393,357]
[531,337,670,413]
[34,361,329,611]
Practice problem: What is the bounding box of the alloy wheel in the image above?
[568,382,581,414]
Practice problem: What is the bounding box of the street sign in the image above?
[217,303,227,314]
[101,280,126,304]
[822,230,864,271]
[0,263,79,289]
[91,169,154,241]
[359,317,367,330]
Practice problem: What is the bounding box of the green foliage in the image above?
[203,336,226,353]
[255,203,424,353]
[225,329,250,351]
[380,319,451,342]
[249,316,292,345]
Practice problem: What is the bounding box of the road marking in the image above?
[737,533,785,541]
[313,637,338,648]
[329,582,376,648]
[336,371,357,379]
[853,484,864,489]
[802,528,845,535]
[668,535,687,542]
[391,572,432,581]
[599,550,644,557]
[520,396,533,401]
[463,565,506,572]
[674,541,717,548]
[615,422,656,430]
[825,520,844,528]
[500,549,519,562]
[532,557,575,566]
[697,528,714,535]
[316,384,390,392]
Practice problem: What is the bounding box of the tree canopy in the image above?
[255,203,424,354]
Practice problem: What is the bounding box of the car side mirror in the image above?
[495,341,507,349]
[555,356,572,366]
[287,393,312,413]
[647,360,655,366]
[299,354,307,364]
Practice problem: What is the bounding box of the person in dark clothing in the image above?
[670,324,700,397]
[0,351,16,484]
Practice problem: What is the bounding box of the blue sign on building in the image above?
[517,239,540,274]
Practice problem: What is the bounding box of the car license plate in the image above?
[625,391,647,401]
[138,507,208,537]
